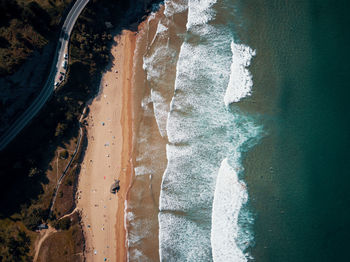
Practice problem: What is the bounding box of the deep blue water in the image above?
[237,0,350,261]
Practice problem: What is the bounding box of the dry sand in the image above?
[77,30,136,262]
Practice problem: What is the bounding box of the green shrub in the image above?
[28,167,40,177]
[53,217,71,230]
[0,227,31,262]
[59,150,68,159]
[22,207,47,231]
[65,177,73,186]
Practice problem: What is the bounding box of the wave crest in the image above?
[211,158,250,262]
[224,41,256,106]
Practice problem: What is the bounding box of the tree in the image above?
[59,150,68,159]
[65,177,73,186]
[55,122,67,137]
[53,217,71,230]
[65,111,74,121]
[28,167,40,177]
[22,208,47,230]
[0,226,31,261]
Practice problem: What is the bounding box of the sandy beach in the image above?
[76,30,136,262]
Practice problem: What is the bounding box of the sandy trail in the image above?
[76,30,136,262]
[33,226,56,262]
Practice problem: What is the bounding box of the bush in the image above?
[55,122,67,137]
[0,0,69,75]
[59,150,68,159]
[53,217,71,230]
[22,207,47,231]
[0,227,31,261]
[65,177,73,186]
[28,167,40,177]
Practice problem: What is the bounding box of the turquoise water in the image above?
[153,0,263,260]
[129,0,350,260]
[237,0,350,261]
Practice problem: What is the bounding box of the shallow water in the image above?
[126,3,186,261]
[127,0,263,261]
[126,0,350,261]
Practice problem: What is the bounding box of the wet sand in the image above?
[125,11,166,261]
[76,30,136,262]
[125,5,188,260]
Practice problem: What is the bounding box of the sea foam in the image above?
[186,0,217,29]
[224,41,256,106]
[211,158,249,262]
[143,43,178,138]
[164,0,188,18]
[153,0,262,261]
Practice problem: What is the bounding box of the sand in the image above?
[76,30,136,262]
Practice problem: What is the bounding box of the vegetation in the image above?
[22,207,47,231]
[0,0,162,260]
[52,217,71,230]
[37,213,83,262]
[0,0,73,76]
[59,150,68,159]
[0,220,32,261]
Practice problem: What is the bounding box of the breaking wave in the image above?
[157,0,262,261]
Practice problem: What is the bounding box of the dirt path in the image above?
[49,108,86,215]
[33,226,56,262]
[58,207,79,221]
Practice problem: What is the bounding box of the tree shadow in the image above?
[0,0,162,219]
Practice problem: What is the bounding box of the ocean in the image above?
[126,0,350,261]
[239,0,350,261]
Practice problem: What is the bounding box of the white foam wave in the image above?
[134,165,152,177]
[159,212,212,261]
[164,0,188,18]
[224,41,256,106]
[125,199,130,261]
[147,11,157,22]
[143,46,177,80]
[143,44,177,137]
[129,249,154,262]
[128,218,152,246]
[211,158,249,262]
[166,37,232,144]
[186,0,217,29]
[126,211,135,221]
[150,20,169,47]
[156,22,168,34]
[140,95,155,118]
[151,89,169,137]
[155,0,263,260]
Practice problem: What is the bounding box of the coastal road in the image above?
[0,0,90,151]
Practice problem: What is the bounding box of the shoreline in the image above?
[76,30,136,262]
[124,6,172,260]
[115,30,136,262]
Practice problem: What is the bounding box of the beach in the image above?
[42,0,350,261]
[125,1,263,260]
[76,30,136,262]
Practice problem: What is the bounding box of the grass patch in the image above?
[37,212,84,262]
